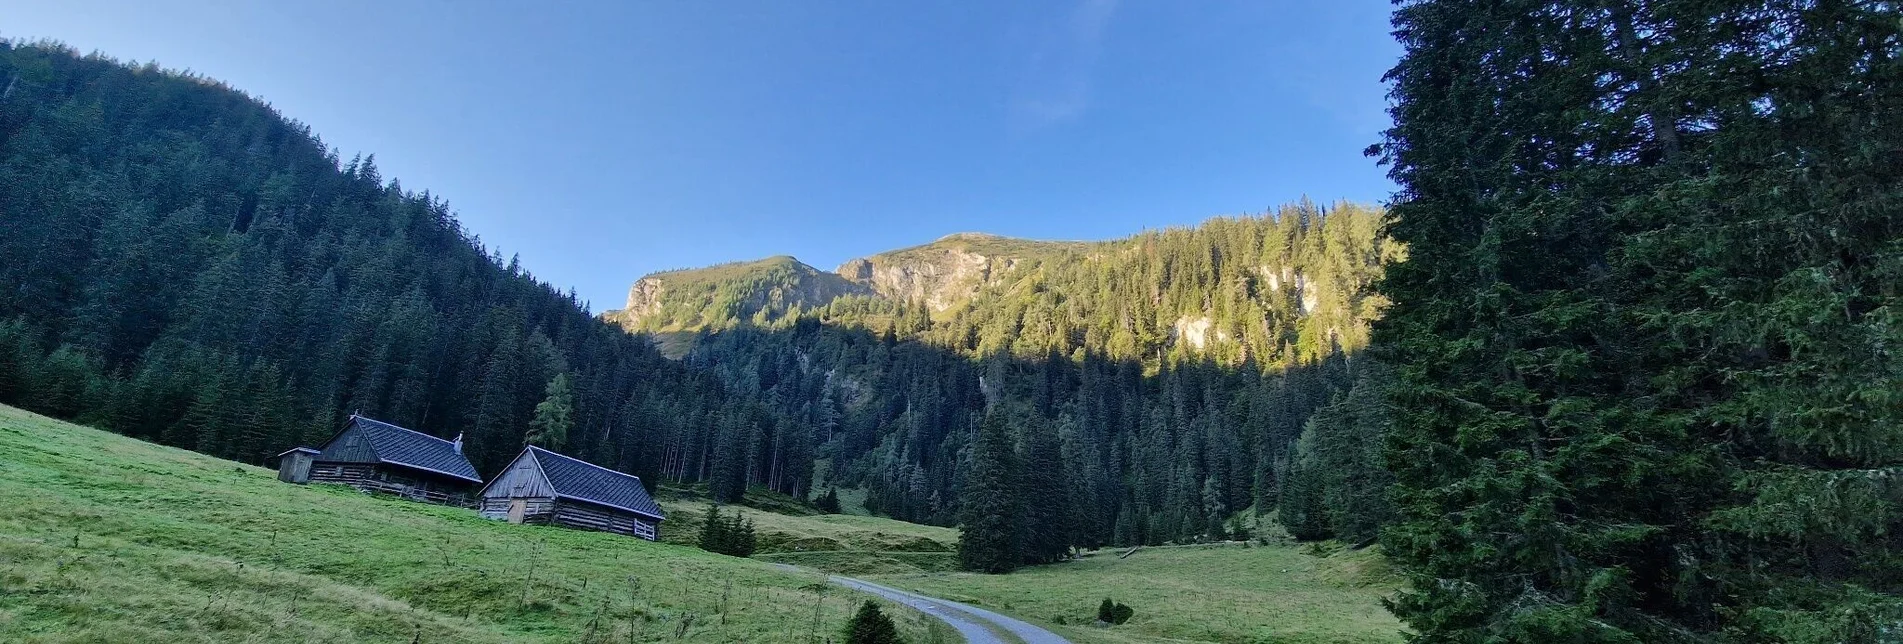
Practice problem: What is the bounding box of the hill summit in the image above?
[601,206,1392,371]
[604,233,1096,332]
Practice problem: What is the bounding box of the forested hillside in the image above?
[613,204,1402,559]
[0,41,790,487]
[0,40,1400,565]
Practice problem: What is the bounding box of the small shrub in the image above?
[844,601,903,644]
[1097,597,1133,625]
[697,504,758,557]
[814,488,842,514]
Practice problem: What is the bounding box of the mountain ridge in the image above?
[605,232,1101,331]
[603,208,1387,367]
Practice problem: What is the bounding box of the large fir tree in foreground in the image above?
[958,409,1024,573]
[1375,0,1901,640]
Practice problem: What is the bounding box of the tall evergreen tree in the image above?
[1375,0,1903,640]
[698,503,727,551]
[958,409,1023,573]
[1020,416,1074,564]
[1276,437,1330,542]
[525,372,574,450]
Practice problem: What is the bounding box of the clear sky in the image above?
[2,1,1401,311]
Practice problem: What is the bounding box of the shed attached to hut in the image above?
[478,446,665,540]
[283,414,483,506]
[275,446,320,483]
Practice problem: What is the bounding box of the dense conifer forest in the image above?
[0,41,784,490]
[661,206,1400,563]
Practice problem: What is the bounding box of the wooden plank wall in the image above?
[309,463,378,485]
[552,501,659,541]
[480,497,555,520]
[308,464,472,507]
[315,425,379,464]
[482,455,554,500]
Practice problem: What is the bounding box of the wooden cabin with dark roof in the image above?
[275,414,482,506]
[478,446,666,540]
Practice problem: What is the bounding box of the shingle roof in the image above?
[527,446,665,520]
[351,416,482,483]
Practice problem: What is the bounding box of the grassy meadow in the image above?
[0,404,954,643]
[654,487,956,555]
[871,543,1405,644]
[0,401,1403,643]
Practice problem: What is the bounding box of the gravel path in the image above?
[830,575,1072,644]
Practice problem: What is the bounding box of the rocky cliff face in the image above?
[834,233,1087,312]
[603,234,1092,332]
[611,276,668,326]
[835,234,1015,311]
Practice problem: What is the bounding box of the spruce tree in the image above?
[1276,454,1329,542]
[1111,503,1138,547]
[1309,366,1393,545]
[0,318,39,405]
[525,372,574,450]
[1375,0,1903,639]
[35,344,98,419]
[731,513,757,557]
[843,601,902,644]
[1019,417,1073,564]
[697,504,728,554]
[958,409,1023,573]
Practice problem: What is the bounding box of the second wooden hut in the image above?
[478,446,666,540]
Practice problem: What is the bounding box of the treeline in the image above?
[679,205,1400,555]
[1377,0,1902,640]
[0,41,790,490]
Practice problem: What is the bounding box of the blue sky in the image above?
[4,1,1401,311]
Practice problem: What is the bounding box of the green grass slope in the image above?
[654,486,959,575]
[871,543,1406,644]
[0,405,951,643]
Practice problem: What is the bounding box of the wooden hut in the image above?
[478,446,666,540]
[274,446,320,483]
[279,414,482,506]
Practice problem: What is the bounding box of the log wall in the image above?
[308,463,472,507]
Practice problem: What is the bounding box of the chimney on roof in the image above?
[452,432,464,454]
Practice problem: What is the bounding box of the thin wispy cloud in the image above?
[1009,0,1118,130]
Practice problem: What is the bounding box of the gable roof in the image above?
[334,415,482,483]
[523,446,665,521]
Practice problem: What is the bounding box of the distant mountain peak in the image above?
[602,255,867,332]
[935,232,1010,242]
[646,255,812,279]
